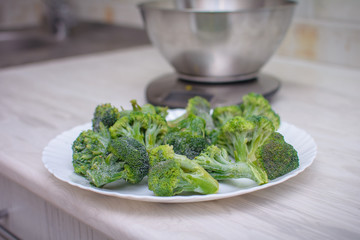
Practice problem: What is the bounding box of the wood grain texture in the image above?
[0,46,359,239]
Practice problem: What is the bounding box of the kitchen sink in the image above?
[0,22,150,68]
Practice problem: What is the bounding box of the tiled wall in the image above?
[0,0,43,29]
[68,0,146,27]
[1,0,359,68]
[277,0,360,68]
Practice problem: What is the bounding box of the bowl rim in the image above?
[138,0,297,14]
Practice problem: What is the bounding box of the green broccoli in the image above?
[85,154,125,187]
[109,111,168,150]
[153,105,169,119]
[240,92,280,130]
[86,136,149,187]
[130,99,168,119]
[194,145,268,184]
[148,145,219,196]
[212,105,242,127]
[92,103,121,132]
[168,96,214,131]
[164,131,210,159]
[115,100,153,119]
[214,116,299,184]
[215,116,254,163]
[216,115,275,163]
[72,123,111,176]
[164,114,210,159]
[169,113,207,137]
[256,132,299,180]
[115,100,168,120]
[206,128,221,145]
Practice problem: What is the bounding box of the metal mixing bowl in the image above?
[139,0,296,83]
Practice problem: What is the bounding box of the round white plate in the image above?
[42,110,317,203]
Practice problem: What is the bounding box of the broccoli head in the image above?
[92,103,121,132]
[148,145,219,196]
[164,131,210,159]
[213,117,298,184]
[240,93,280,130]
[169,113,207,137]
[215,116,255,162]
[72,123,111,176]
[164,113,209,159]
[141,103,168,119]
[168,96,214,131]
[194,145,268,184]
[256,132,299,180]
[109,111,168,150]
[212,105,242,127]
[85,154,125,187]
[130,99,168,119]
[86,136,150,187]
[216,115,275,163]
[108,136,149,183]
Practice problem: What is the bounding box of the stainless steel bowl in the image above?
[139,0,296,83]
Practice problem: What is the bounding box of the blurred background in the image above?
[1,0,359,68]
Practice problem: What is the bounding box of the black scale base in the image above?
[146,73,280,108]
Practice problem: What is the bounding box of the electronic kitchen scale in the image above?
[146,73,280,108]
[139,0,295,108]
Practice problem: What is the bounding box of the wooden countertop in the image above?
[0,46,359,239]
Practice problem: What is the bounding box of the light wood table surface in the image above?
[0,46,359,239]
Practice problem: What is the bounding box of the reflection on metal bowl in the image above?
[139,0,296,83]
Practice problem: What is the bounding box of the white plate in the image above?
[42,110,317,203]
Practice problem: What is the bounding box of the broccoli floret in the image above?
[148,145,219,196]
[247,116,276,162]
[168,96,214,131]
[154,105,169,119]
[256,132,299,180]
[165,114,209,159]
[216,115,275,163]
[240,92,280,130]
[108,137,149,183]
[141,103,168,119]
[169,113,207,137]
[72,123,111,176]
[212,105,242,127]
[212,93,280,129]
[109,112,144,144]
[85,154,125,187]
[206,128,221,145]
[214,116,298,184]
[194,145,268,184]
[186,96,214,130]
[143,114,168,150]
[164,131,210,159]
[86,136,149,187]
[215,116,254,162]
[130,99,169,119]
[115,100,151,119]
[109,111,168,150]
[115,100,168,120]
[92,103,121,132]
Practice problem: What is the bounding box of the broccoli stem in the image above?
[145,124,163,149]
[208,162,254,180]
[207,162,267,185]
[194,146,268,185]
[175,154,219,195]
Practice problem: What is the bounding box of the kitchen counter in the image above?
[0,46,359,239]
[0,22,150,69]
